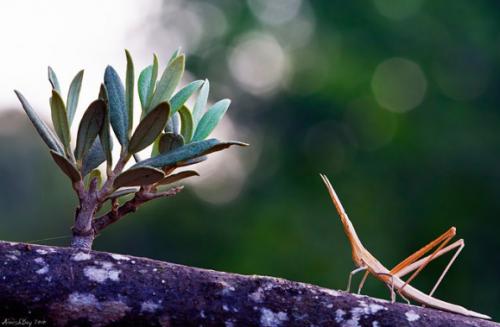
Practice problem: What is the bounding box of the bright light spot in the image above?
[247,0,302,25]
[229,33,289,96]
[0,0,162,118]
[272,4,316,49]
[373,0,423,20]
[372,58,427,113]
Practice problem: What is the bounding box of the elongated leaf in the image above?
[114,166,165,188]
[138,65,152,111]
[148,55,185,112]
[165,112,180,134]
[178,105,194,142]
[192,99,230,142]
[159,132,184,153]
[148,54,159,110]
[14,90,64,154]
[47,67,61,93]
[168,47,181,64]
[82,138,106,176]
[98,84,113,167]
[107,187,139,200]
[192,79,209,126]
[50,90,71,151]
[177,156,207,167]
[133,139,248,169]
[66,70,84,124]
[125,50,134,135]
[74,100,105,162]
[157,170,198,186]
[170,80,203,114]
[128,102,170,154]
[104,65,128,146]
[50,150,81,182]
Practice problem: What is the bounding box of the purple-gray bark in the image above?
[0,241,496,327]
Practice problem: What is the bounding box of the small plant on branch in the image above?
[14,49,247,250]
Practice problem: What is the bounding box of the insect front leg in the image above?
[346,266,367,293]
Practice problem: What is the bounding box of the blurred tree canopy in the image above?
[1,0,499,319]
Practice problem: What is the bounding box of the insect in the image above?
[320,174,490,320]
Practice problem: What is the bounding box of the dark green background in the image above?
[1,0,499,319]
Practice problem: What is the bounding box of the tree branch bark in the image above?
[0,241,496,327]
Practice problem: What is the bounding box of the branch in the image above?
[93,186,183,233]
[0,241,497,327]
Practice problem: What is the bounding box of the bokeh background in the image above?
[1,0,499,319]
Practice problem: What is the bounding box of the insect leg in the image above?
[346,266,367,292]
[357,270,370,294]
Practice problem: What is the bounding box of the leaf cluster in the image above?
[15,49,247,201]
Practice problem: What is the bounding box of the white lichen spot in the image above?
[153,268,158,272]
[110,253,130,261]
[84,262,121,283]
[326,303,333,309]
[372,321,380,327]
[249,287,264,302]
[36,266,49,275]
[405,310,420,322]
[321,288,340,297]
[69,292,98,306]
[342,301,387,327]
[141,301,160,313]
[45,276,52,282]
[161,279,166,284]
[223,304,229,311]
[225,320,235,327]
[34,257,45,265]
[335,309,345,323]
[72,252,92,261]
[200,310,206,318]
[260,308,288,327]
[368,303,386,314]
[36,249,49,255]
[220,281,236,295]
[131,260,136,264]
[5,255,18,261]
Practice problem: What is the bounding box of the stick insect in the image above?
[320,174,490,320]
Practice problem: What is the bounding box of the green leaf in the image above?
[114,166,165,188]
[50,150,81,182]
[129,102,170,154]
[148,55,185,112]
[82,138,106,176]
[133,139,248,169]
[192,79,209,126]
[168,47,181,64]
[66,70,84,125]
[178,105,194,142]
[165,112,180,134]
[107,187,138,200]
[159,132,184,153]
[14,90,64,154]
[148,54,159,110]
[47,67,61,93]
[157,170,198,186]
[138,65,152,111]
[74,100,106,162]
[192,99,230,142]
[177,156,207,167]
[98,84,113,167]
[170,80,203,114]
[50,90,71,151]
[125,50,134,135]
[104,65,128,146]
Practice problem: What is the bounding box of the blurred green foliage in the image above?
[1,0,499,319]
